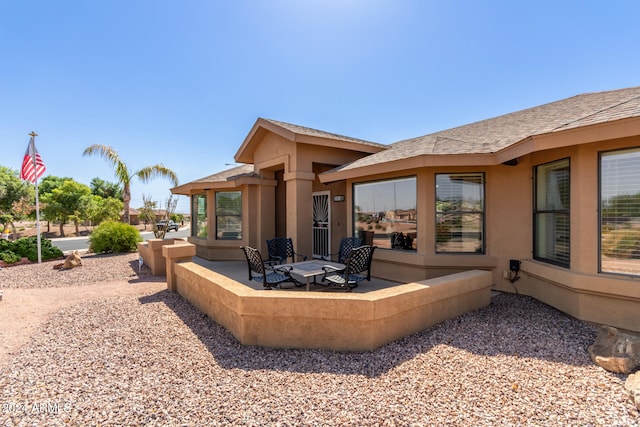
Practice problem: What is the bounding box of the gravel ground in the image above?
[0,254,638,426]
[0,252,149,289]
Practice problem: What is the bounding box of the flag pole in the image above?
[29,131,42,264]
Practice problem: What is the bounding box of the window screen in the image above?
[534,158,570,267]
[216,191,242,240]
[435,173,485,254]
[600,148,640,276]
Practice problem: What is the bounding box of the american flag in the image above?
[20,137,46,183]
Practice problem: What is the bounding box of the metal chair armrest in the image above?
[273,265,293,274]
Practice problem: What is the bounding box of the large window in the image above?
[436,173,485,253]
[216,191,242,240]
[191,193,207,238]
[353,177,416,250]
[600,148,640,276]
[534,159,570,267]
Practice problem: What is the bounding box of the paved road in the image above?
[51,228,190,253]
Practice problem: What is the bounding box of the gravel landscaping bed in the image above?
[0,252,149,289]
[1,269,638,426]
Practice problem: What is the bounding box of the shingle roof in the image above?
[191,164,257,183]
[333,86,640,171]
[262,118,386,149]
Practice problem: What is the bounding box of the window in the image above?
[436,173,485,253]
[216,191,242,240]
[600,148,640,276]
[191,193,207,238]
[353,177,416,250]
[534,159,570,267]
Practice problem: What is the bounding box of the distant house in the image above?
[125,208,140,225]
[172,87,640,333]
[124,208,169,226]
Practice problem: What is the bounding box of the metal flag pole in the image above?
[29,131,42,264]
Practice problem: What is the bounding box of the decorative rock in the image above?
[627,372,640,410]
[588,325,640,374]
[62,251,83,269]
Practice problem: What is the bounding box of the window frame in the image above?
[215,190,243,240]
[191,193,208,238]
[599,147,640,277]
[533,158,570,268]
[435,172,486,254]
[352,176,417,251]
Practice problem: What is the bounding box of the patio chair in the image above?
[320,245,377,291]
[266,237,308,264]
[389,232,413,250]
[320,236,363,263]
[240,246,298,289]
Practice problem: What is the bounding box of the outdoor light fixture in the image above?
[502,158,519,166]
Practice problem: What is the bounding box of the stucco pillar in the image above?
[284,171,315,258]
[162,242,196,292]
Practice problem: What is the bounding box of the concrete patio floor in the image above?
[192,257,402,293]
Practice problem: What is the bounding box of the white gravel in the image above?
[1,254,638,426]
[0,252,148,289]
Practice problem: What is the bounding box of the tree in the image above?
[138,194,158,231]
[39,175,74,195]
[0,166,33,216]
[87,195,124,225]
[38,175,74,233]
[140,193,178,238]
[40,179,92,237]
[82,145,179,224]
[90,177,123,200]
[0,166,35,239]
[153,194,178,239]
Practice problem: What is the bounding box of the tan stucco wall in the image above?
[173,261,492,351]
[138,238,186,275]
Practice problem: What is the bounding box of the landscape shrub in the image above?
[0,250,21,264]
[89,221,142,253]
[0,236,63,263]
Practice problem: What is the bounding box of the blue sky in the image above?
[1,0,639,213]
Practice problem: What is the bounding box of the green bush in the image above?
[0,236,63,263]
[89,221,142,253]
[0,239,11,253]
[0,250,21,264]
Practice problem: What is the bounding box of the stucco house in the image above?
[171,87,640,333]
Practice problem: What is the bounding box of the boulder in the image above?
[588,325,640,374]
[62,251,82,269]
[626,372,640,410]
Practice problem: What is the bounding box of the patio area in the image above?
[161,243,494,352]
[192,257,401,292]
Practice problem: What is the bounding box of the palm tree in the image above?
[82,144,179,224]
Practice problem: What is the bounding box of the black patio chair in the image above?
[320,245,377,291]
[321,237,363,263]
[266,237,308,264]
[240,246,298,289]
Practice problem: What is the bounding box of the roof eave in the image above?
[320,116,640,184]
[171,176,276,195]
[319,153,496,183]
[235,118,297,164]
[295,134,387,154]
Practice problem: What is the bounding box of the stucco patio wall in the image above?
[137,238,187,276]
[170,261,493,351]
